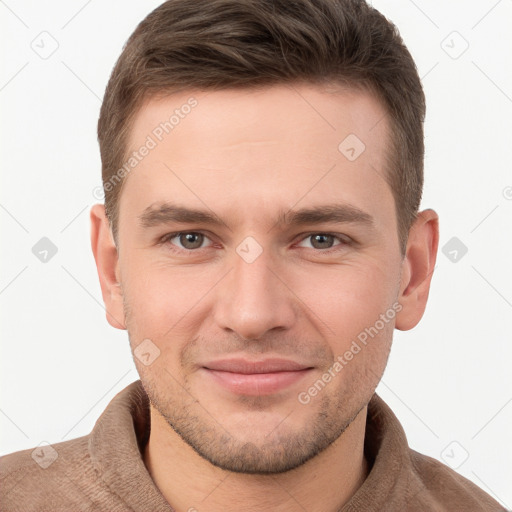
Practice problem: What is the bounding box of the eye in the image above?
[161,232,213,251]
[296,233,349,250]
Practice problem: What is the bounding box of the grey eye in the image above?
[175,232,206,250]
[297,234,342,250]
[309,234,335,249]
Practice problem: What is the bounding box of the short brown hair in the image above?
[98,0,425,252]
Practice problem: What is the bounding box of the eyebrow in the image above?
[138,202,374,230]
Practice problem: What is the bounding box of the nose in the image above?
[213,244,297,341]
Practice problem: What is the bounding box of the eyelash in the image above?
[159,231,352,255]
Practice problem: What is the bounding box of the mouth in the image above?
[201,358,314,396]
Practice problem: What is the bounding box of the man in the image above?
[0,0,506,510]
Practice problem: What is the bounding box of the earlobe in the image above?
[90,204,126,330]
[395,209,439,331]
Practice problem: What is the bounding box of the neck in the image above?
[144,406,369,512]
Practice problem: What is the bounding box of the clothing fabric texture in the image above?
[0,380,506,511]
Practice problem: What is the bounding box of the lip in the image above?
[202,358,313,396]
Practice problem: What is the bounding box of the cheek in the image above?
[121,264,207,381]
[120,254,218,340]
[296,262,399,352]
[303,265,397,398]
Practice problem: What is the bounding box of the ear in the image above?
[90,204,126,330]
[395,209,439,331]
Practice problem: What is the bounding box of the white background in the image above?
[1,0,511,508]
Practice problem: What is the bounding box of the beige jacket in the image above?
[0,381,506,511]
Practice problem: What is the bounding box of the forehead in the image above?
[119,84,394,232]
[129,83,389,152]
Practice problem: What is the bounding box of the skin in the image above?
[91,84,438,512]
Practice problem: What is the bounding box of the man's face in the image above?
[116,84,404,473]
